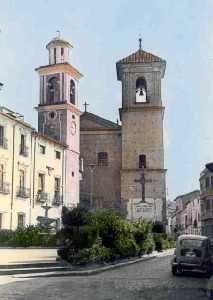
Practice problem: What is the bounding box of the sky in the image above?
[1,0,213,200]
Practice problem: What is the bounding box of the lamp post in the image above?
[88,163,96,210]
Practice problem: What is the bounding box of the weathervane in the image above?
[139,34,142,51]
[56,30,61,38]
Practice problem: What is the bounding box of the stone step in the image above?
[0,262,64,269]
[0,266,72,276]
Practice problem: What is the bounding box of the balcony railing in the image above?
[0,137,8,149]
[16,187,30,198]
[19,145,29,157]
[36,191,48,203]
[52,192,62,206]
[0,182,10,194]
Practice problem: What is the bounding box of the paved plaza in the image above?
[0,254,209,300]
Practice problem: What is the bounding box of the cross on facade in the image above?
[83,101,89,112]
[134,165,152,203]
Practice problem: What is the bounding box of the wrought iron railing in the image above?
[36,191,48,203]
[0,182,10,194]
[52,192,62,206]
[16,187,30,198]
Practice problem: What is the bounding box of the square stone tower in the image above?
[35,35,83,207]
[116,43,167,223]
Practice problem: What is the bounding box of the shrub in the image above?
[152,221,165,234]
[114,237,139,258]
[67,238,111,265]
[133,220,154,255]
[0,230,14,245]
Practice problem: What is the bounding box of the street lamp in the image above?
[88,163,96,210]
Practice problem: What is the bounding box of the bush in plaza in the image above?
[152,221,165,234]
[93,209,138,258]
[0,226,57,247]
[0,229,14,245]
[133,220,154,255]
[58,207,175,264]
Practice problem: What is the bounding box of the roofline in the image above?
[174,190,200,202]
[33,132,67,148]
[0,110,35,130]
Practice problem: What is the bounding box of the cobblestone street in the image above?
[0,254,209,300]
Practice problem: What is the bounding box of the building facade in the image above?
[0,107,65,230]
[174,190,201,236]
[200,163,213,240]
[80,44,167,223]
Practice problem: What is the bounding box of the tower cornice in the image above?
[35,102,81,116]
[35,62,83,80]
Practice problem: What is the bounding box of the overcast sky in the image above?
[1,0,213,200]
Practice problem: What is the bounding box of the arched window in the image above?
[47,77,59,104]
[70,79,75,104]
[136,77,147,103]
[98,152,108,166]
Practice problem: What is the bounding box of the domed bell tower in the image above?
[35,34,83,207]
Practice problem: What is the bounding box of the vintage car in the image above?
[171,234,213,276]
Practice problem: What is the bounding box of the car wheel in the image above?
[172,266,178,276]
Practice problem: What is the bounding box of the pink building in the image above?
[174,190,201,236]
[35,35,82,207]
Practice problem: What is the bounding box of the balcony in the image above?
[0,182,10,194]
[201,210,213,220]
[16,187,30,198]
[36,191,48,203]
[0,137,8,149]
[52,192,62,206]
[19,145,29,157]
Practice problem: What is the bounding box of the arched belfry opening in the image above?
[70,79,76,104]
[136,77,147,103]
[47,77,60,104]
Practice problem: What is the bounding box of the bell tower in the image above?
[116,40,167,223]
[35,34,83,207]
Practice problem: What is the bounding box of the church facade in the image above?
[80,43,167,224]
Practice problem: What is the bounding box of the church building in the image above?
[80,41,167,224]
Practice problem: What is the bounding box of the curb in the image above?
[13,255,159,278]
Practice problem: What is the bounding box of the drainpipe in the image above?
[32,134,36,209]
[61,148,65,206]
[10,123,16,230]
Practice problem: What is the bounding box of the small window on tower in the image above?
[136,77,147,103]
[61,48,64,62]
[139,154,146,168]
[70,80,75,105]
[54,48,56,64]
[98,152,108,166]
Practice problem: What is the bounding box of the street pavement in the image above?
[0,254,209,300]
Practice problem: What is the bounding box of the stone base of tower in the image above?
[121,168,167,224]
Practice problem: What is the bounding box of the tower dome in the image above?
[46,34,73,65]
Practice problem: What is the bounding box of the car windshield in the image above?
[180,239,204,248]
